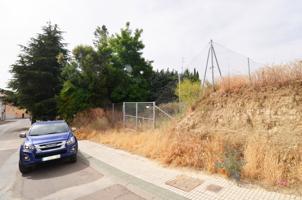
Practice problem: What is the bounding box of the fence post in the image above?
[123,102,125,127]
[153,102,156,129]
[135,102,138,129]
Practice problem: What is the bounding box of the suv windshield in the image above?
[29,123,69,136]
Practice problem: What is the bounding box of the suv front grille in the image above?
[35,141,66,153]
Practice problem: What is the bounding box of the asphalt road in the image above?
[0,119,162,200]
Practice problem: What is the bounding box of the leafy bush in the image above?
[176,79,201,105]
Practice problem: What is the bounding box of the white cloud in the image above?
[0,0,302,88]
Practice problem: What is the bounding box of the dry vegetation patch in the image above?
[217,61,302,93]
[72,108,113,130]
[75,62,302,195]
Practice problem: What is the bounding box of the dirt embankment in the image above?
[180,82,302,137]
[171,82,302,192]
[75,83,302,195]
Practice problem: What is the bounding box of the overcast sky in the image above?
[1,0,302,89]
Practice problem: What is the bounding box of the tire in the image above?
[19,161,31,174]
[69,155,77,163]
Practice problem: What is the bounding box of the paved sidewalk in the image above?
[79,140,302,200]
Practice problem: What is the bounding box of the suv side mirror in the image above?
[71,127,77,132]
[19,132,26,138]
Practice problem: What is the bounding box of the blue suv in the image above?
[19,120,78,174]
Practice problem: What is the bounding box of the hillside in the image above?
[172,83,302,190]
[75,63,302,195]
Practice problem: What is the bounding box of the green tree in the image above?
[9,22,68,121]
[107,22,153,102]
[58,25,114,121]
[58,23,154,120]
[149,69,178,104]
[182,68,200,82]
[149,68,200,104]
[57,45,109,121]
[57,80,90,121]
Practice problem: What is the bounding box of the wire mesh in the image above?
[185,41,266,85]
[123,102,155,129]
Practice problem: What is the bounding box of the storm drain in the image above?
[165,175,204,192]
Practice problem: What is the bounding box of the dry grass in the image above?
[218,61,302,93]
[253,62,302,88]
[72,108,113,131]
[76,126,173,160]
[242,133,302,188]
[218,76,249,93]
[76,126,302,194]
[75,127,229,171]
[75,62,302,195]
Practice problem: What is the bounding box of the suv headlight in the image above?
[23,143,35,152]
[66,136,75,145]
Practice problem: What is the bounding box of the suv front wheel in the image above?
[19,161,31,174]
[69,155,77,163]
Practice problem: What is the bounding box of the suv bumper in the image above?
[20,143,78,167]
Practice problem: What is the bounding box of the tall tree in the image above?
[182,68,200,82]
[107,22,153,102]
[57,45,109,121]
[58,23,154,120]
[149,69,178,104]
[58,26,112,121]
[9,22,68,121]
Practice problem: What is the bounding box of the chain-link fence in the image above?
[102,103,123,125]
[123,102,155,129]
[101,101,183,130]
[121,102,176,129]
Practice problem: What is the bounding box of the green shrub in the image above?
[176,79,201,105]
[216,146,244,181]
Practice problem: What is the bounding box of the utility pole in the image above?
[178,57,184,104]
[177,57,184,112]
[178,72,181,103]
[202,40,222,91]
[210,41,214,87]
[181,57,184,74]
[247,57,251,82]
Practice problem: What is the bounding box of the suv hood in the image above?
[28,132,70,145]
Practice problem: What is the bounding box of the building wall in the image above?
[0,95,30,120]
[5,104,29,119]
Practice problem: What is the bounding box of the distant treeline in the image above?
[8,22,200,121]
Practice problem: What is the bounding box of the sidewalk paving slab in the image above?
[79,151,189,200]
